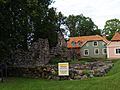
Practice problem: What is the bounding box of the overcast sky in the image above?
[51,0,120,29]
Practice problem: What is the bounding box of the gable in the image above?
[111,32,120,41]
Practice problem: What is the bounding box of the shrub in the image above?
[49,57,69,64]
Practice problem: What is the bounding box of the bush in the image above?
[78,57,106,62]
[49,57,69,65]
[82,70,92,76]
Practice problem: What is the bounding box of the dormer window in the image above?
[71,41,75,46]
[93,41,98,47]
[78,41,81,46]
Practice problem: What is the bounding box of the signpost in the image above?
[58,63,69,79]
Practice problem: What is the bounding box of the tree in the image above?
[0,0,30,63]
[0,0,60,63]
[65,14,100,37]
[56,12,66,30]
[27,0,58,47]
[102,19,120,40]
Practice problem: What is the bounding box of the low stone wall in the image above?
[8,61,113,80]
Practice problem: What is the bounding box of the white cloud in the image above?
[51,0,120,29]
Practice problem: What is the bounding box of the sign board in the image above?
[58,63,69,76]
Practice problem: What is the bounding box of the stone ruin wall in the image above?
[13,32,72,67]
[50,32,72,60]
[8,61,113,80]
[13,38,50,67]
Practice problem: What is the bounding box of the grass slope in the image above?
[0,60,120,90]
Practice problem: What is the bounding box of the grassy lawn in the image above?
[0,59,120,90]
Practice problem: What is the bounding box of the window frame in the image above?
[93,41,98,47]
[102,48,107,54]
[115,48,120,55]
[94,48,99,55]
[84,49,89,56]
[71,41,75,46]
[78,41,81,46]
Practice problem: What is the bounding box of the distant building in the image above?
[107,32,120,59]
[67,35,109,58]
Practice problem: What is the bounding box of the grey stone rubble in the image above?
[69,61,113,80]
[13,32,72,67]
[8,61,113,80]
[13,38,50,67]
[50,32,72,60]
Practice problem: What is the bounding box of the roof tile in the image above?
[111,32,120,41]
[67,35,109,48]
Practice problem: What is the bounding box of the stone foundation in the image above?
[8,61,113,80]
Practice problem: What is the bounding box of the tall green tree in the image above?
[0,0,31,62]
[0,0,33,50]
[0,0,60,62]
[56,12,66,30]
[65,14,101,37]
[102,19,120,40]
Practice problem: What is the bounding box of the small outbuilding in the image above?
[107,32,120,59]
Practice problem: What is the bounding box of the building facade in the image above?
[107,32,120,59]
[67,35,109,58]
[80,40,107,58]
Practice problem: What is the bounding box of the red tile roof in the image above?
[111,32,120,41]
[67,35,109,48]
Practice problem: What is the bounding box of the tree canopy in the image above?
[102,18,120,40]
[65,14,101,37]
[0,0,61,62]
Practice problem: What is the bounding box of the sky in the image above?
[51,0,120,29]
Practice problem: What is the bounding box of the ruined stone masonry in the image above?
[8,61,113,80]
[50,32,72,60]
[13,32,71,67]
[14,38,50,67]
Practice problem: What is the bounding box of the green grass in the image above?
[0,59,120,90]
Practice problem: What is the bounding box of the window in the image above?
[102,48,107,54]
[84,49,89,56]
[94,48,99,55]
[71,41,75,46]
[78,41,81,46]
[116,48,120,54]
[93,41,98,47]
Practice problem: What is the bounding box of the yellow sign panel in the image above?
[58,63,69,76]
